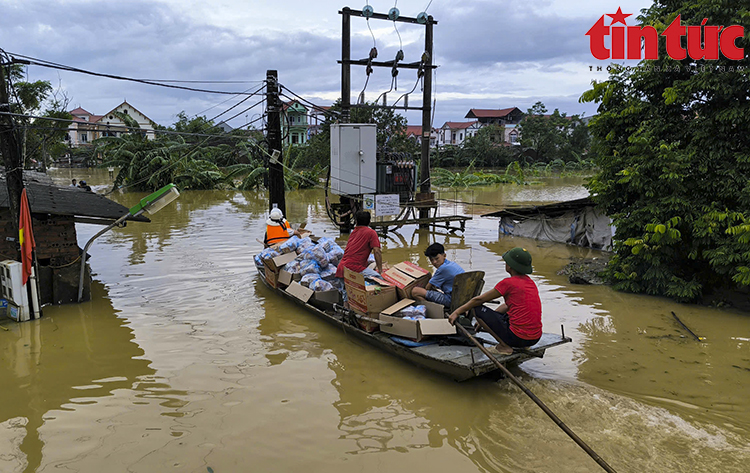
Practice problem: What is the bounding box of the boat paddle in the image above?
[454,323,618,473]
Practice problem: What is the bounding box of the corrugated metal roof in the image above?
[481,197,594,218]
[0,173,149,223]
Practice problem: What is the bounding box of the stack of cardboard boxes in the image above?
[262,232,342,308]
[343,261,456,341]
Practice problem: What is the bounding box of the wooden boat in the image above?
[255,260,572,382]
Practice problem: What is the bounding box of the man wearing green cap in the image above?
[448,247,542,355]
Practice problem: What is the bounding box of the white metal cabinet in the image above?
[330,124,377,195]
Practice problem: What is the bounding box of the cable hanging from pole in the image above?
[5,51,264,95]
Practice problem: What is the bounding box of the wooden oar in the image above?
[454,323,618,473]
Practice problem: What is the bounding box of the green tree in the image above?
[2,65,72,169]
[580,0,750,301]
[461,124,514,167]
[519,102,582,162]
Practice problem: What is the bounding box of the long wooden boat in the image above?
[255,261,572,382]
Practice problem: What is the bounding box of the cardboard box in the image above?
[343,267,397,332]
[380,299,455,341]
[310,288,342,311]
[382,261,431,299]
[286,281,314,302]
[278,269,293,287]
[265,252,298,273]
[263,252,299,288]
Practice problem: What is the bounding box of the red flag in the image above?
[19,189,36,285]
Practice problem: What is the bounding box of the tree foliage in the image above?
[519,101,589,162]
[581,0,750,301]
[97,112,267,191]
[3,64,72,169]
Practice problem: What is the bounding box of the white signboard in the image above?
[363,194,375,211]
[375,194,401,217]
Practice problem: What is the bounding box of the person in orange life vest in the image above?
[448,247,542,356]
[264,208,300,246]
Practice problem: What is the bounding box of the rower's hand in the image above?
[448,312,460,326]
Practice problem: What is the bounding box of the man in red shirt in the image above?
[335,210,383,279]
[448,247,542,355]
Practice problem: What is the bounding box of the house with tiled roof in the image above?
[465,107,525,126]
[404,125,438,148]
[438,121,480,147]
[66,102,157,147]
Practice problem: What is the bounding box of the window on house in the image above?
[459,133,463,140]
[123,109,128,114]
[292,134,299,144]
[80,133,88,143]
[109,115,113,119]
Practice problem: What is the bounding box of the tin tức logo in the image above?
[586,7,744,61]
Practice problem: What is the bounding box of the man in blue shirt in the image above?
[412,243,465,307]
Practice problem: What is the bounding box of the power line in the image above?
[5,51,263,95]
[277,85,341,118]
[0,111,262,141]
[209,96,265,124]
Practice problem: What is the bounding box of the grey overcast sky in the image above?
[1,0,653,128]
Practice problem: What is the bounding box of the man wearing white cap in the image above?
[264,208,300,246]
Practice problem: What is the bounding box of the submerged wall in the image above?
[0,209,90,305]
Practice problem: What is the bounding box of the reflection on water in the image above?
[0,279,178,472]
[0,169,745,472]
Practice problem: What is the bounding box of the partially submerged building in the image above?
[483,197,614,250]
[0,172,148,304]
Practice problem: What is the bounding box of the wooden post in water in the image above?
[418,15,434,227]
[265,70,286,215]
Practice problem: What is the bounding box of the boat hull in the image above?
[255,263,571,381]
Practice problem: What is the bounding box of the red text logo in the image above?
[586,7,744,61]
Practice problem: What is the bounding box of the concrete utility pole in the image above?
[0,64,25,231]
[341,8,351,123]
[265,70,286,215]
[419,16,434,224]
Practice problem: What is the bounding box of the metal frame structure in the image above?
[339,7,438,224]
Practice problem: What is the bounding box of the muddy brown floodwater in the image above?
[0,169,747,472]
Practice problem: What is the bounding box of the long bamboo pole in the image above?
[454,323,618,473]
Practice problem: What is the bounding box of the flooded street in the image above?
[1,169,748,472]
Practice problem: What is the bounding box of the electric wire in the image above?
[6,52,262,95]
[192,86,260,118]
[204,82,267,122]
[210,97,266,126]
[277,87,341,119]
[0,112,262,140]
[391,73,422,108]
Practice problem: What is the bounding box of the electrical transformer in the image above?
[376,159,417,201]
[330,124,377,195]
